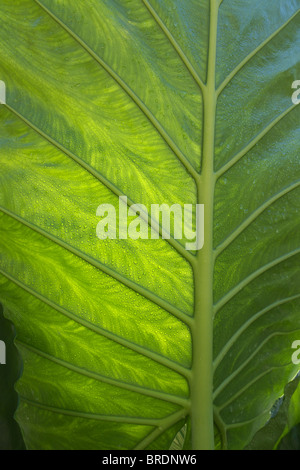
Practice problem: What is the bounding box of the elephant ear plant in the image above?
[0,0,299,451]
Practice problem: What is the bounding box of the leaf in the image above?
[245,376,300,450]
[286,378,300,431]
[277,375,300,449]
[0,0,299,450]
[278,424,300,450]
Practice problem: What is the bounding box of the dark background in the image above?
[0,304,25,450]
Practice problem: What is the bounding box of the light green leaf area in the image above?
[0,0,299,450]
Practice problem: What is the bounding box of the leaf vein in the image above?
[216,104,297,179]
[33,0,198,180]
[133,409,186,450]
[214,293,300,370]
[142,0,205,93]
[20,396,163,426]
[16,339,189,408]
[217,358,298,412]
[214,328,300,400]
[5,103,194,265]
[0,268,191,379]
[214,248,300,312]
[0,206,193,327]
[217,11,299,96]
[215,181,300,256]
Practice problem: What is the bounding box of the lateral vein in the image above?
[0,268,191,379]
[4,103,194,265]
[214,294,300,370]
[217,10,299,96]
[214,248,300,313]
[215,182,300,256]
[216,359,298,412]
[221,409,270,430]
[0,206,193,327]
[133,409,187,450]
[214,328,300,399]
[16,339,189,408]
[142,0,206,94]
[213,407,228,450]
[216,104,297,179]
[19,396,164,426]
[33,0,198,181]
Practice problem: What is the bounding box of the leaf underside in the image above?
[0,0,299,450]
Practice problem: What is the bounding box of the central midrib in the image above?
[190,0,219,450]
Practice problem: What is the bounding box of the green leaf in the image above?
[287,379,300,430]
[277,375,300,449]
[278,424,300,450]
[0,0,299,450]
[246,376,300,450]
